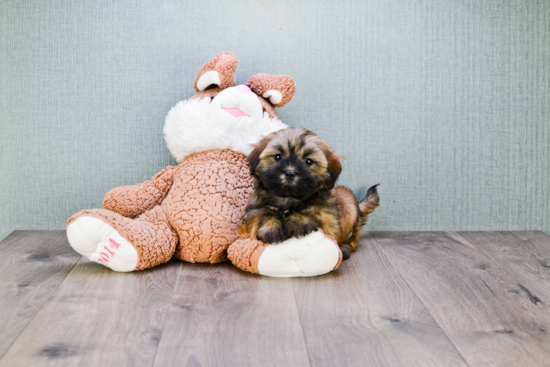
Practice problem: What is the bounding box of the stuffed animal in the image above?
[66,52,342,277]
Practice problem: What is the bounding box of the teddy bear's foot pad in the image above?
[229,231,342,277]
[257,231,341,277]
[67,216,139,272]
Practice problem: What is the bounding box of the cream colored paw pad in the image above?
[257,231,340,277]
[66,216,138,272]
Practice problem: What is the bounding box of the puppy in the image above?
[239,127,379,260]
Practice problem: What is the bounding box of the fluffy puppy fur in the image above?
[239,127,379,260]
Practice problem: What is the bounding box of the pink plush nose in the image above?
[236,84,252,94]
[223,108,247,118]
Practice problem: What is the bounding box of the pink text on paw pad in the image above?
[97,238,121,263]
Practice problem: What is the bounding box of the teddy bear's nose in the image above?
[236,84,252,94]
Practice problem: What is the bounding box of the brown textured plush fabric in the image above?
[193,52,238,91]
[68,206,178,270]
[328,233,343,270]
[227,239,267,274]
[103,166,177,218]
[245,74,296,108]
[162,149,254,263]
[68,149,254,269]
[67,53,318,274]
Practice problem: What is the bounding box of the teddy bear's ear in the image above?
[245,74,296,108]
[193,53,238,92]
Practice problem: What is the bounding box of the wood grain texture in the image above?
[153,262,311,367]
[3,230,550,366]
[0,254,180,367]
[292,233,468,367]
[457,231,550,304]
[0,231,81,359]
[374,231,550,367]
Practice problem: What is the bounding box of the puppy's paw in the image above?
[256,222,287,244]
[285,219,318,239]
[340,244,351,260]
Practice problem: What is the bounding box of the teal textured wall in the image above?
[1,0,549,240]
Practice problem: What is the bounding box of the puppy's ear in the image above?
[248,137,270,175]
[323,153,342,190]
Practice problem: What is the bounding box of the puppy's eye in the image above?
[305,158,314,166]
[275,154,282,161]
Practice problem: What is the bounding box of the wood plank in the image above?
[0,231,81,360]
[0,254,180,367]
[457,231,550,303]
[292,233,468,367]
[153,262,311,367]
[374,231,550,367]
[510,231,550,263]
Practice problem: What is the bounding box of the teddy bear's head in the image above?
[192,52,295,120]
[164,53,296,163]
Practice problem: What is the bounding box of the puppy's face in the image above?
[248,127,342,200]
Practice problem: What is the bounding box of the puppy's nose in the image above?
[284,170,296,178]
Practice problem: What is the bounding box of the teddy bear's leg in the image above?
[66,206,177,272]
[228,231,343,277]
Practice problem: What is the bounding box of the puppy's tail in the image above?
[358,184,380,226]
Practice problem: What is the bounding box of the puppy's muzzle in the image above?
[284,169,296,179]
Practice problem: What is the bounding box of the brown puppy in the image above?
[239,127,379,260]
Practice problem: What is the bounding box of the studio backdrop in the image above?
[1,0,549,240]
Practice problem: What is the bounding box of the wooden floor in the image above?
[0,231,549,367]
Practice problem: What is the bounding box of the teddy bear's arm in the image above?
[102,166,177,218]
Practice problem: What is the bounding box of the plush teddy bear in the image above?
[66,52,342,277]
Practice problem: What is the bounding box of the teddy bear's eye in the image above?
[275,154,282,161]
[305,158,314,166]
